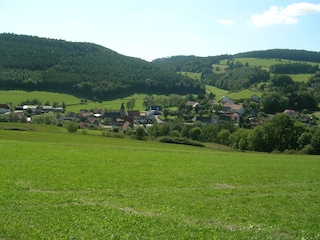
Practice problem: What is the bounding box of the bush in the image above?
[135,126,146,140]
[66,121,78,133]
[158,136,205,147]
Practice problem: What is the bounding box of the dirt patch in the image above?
[213,183,235,189]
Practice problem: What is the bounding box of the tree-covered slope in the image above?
[153,49,320,92]
[153,49,320,71]
[234,49,320,63]
[0,33,205,99]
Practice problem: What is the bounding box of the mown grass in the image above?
[0,90,80,107]
[180,72,202,80]
[0,123,319,239]
[228,89,262,100]
[0,90,151,112]
[289,74,313,83]
[205,85,229,99]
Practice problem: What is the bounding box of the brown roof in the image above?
[127,110,140,117]
[224,102,243,110]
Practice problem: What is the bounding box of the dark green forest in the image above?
[234,49,320,63]
[0,33,204,99]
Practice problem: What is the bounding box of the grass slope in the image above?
[0,90,149,112]
[0,123,319,239]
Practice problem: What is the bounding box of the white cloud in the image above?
[218,19,235,26]
[248,2,320,27]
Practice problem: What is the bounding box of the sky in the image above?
[1,0,320,61]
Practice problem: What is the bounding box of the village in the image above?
[0,94,315,130]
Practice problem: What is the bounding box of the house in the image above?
[14,105,64,114]
[84,117,100,127]
[283,109,299,118]
[127,110,141,123]
[42,106,53,113]
[0,104,12,114]
[22,105,40,115]
[103,103,127,123]
[150,106,162,115]
[80,111,94,121]
[186,101,199,109]
[218,112,240,124]
[103,111,122,124]
[137,112,153,124]
[192,116,213,125]
[113,117,134,129]
[64,111,80,121]
[220,96,234,104]
[223,102,245,115]
[251,95,260,102]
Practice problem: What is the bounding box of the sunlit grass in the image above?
[228,89,262,100]
[289,73,313,82]
[0,90,79,107]
[180,71,202,80]
[0,124,319,239]
[205,85,229,99]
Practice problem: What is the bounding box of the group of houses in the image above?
[1,93,315,129]
[0,102,162,129]
[191,95,246,126]
[0,104,64,115]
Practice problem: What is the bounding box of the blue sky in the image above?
[1,0,320,61]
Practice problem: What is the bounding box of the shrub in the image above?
[158,136,205,147]
[135,126,146,140]
[66,121,78,133]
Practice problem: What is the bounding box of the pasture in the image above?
[0,90,149,112]
[0,123,319,239]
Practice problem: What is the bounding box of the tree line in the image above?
[269,62,319,74]
[234,49,320,63]
[146,114,320,155]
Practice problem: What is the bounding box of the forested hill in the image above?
[234,49,320,63]
[153,49,320,72]
[0,33,204,99]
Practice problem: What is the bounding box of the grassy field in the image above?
[67,93,148,112]
[0,90,80,107]
[205,85,229,99]
[228,89,262,100]
[0,90,150,112]
[180,72,202,80]
[0,123,319,239]
[289,74,313,83]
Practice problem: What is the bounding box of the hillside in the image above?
[153,49,320,72]
[0,33,204,99]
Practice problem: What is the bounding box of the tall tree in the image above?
[126,98,136,110]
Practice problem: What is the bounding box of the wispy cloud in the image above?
[218,19,235,26]
[248,2,320,27]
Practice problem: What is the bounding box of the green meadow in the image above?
[0,123,319,239]
[0,90,79,107]
[0,90,149,112]
[289,73,313,83]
